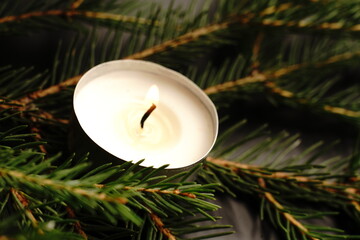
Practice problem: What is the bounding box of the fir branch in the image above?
[65,206,87,240]
[345,188,360,212]
[259,18,360,32]
[95,183,199,199]
[0,168,128,205]
[203,73,267,95]
[28,117,47,154]
[10,9,358,110]
[149,211,176,240]
[206,157,360,212]
[204,50,360,95]
[17,75,81,106]
[70,0,84,10]
[250,31,265,74]
[323,105,360,118]
[29,111,69,125]
[123,19,236,60]
[265,81,360,118]
[0,236,12,240]
[258,3,295,17]
[0,10,157,26]
[10,188,44,235]
[206,157,321,183]
[258,178,319,240]
[122,186,196,199]
[3,15,240,106]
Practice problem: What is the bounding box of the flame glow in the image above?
[145,85,159,105]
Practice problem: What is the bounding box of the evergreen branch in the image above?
[149,212,176,240]
[250,31,265,74]
[12,8,358,109]
[70,0,84,10]
[265,81,360,118]
[124,19,237,60]
[29,111,69,125]
[204,50,360,95]
[3,16,240,107]
[10,188,44,235]
[1,17,244,107]
[323,105,360,118]
[0,168,128,205]
[206,157,360,209]
[17,75,81,107]
[258,178,319,240]
[206,157,320,183]
[65,206,87,240]
[258,3,294,17]
[0,236,11,240]
[0,10,157,26]
[95,183,199,199]
[204,73,267,95]
[259,18,360,32]
[252,1,360,33]
[123,2,301,61]
[28,117,47,154]
[123,186,196,199]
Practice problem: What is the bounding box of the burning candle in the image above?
[73,60,218,169]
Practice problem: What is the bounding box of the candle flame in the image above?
[145,85,159,106]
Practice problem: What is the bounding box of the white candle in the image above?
[73,60,218,169]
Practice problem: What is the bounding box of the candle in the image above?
[73,60,218,169]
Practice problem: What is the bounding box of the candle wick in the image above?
[140,103,157,128]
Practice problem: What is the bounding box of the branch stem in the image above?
[10,188,44,234]
[66,206,88,239]
[2,169,128,204]
[123,186,196,198]
[150,212,176,240]
[258,178,319,240]
[207,157,360,212]
[0,10,157,25]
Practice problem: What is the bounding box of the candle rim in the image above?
[73,59,218,169]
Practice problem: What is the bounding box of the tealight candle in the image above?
[72,60,218,171]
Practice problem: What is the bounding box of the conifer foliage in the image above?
[0,0,359,239]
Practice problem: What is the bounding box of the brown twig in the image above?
[1,13,358,125]
[265,81,360,118]
[0,236,14,240]
[66,206,88,239]
[203,50,360,119]
[10,188,44,234]
[0,10,157,25]
[259,3,294,17]
[70,0,84,10]
[124,19,237,60]
[123,186,196,199]
[203,73,267,95]
[31,110,70,124]
[207,157,360,188]
[260,17,360,32]
[265,81,294,98]
[204,51,360,96]
[3,18,243,109]
[258,178,319,240]
[207,157,360,211]
[206,157,317,183]
[323,105,360,118]
[17,75,82,105]
[250,31,265,74]
[29,117,47,154]
[149,212,176,240]
[3,169,128,204]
